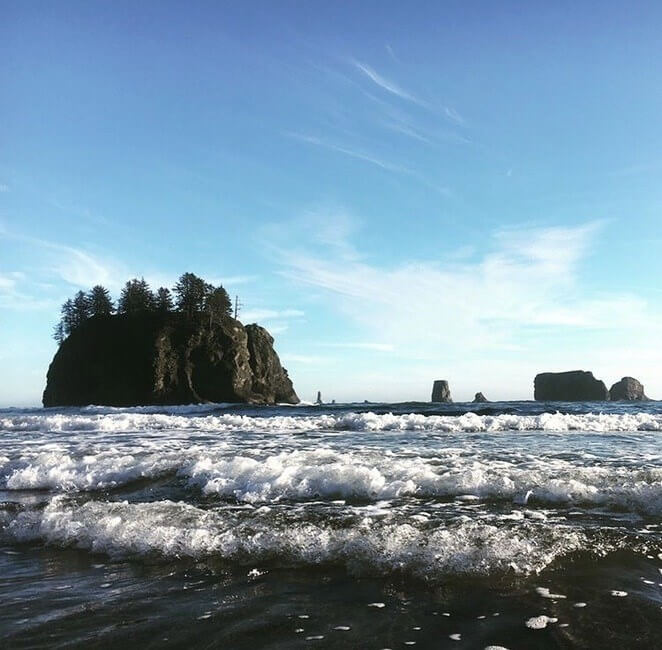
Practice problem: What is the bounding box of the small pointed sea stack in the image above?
[431,380,452,403]
[472,392,489,403]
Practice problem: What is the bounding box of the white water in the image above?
[3,410,662,434]
[2,405,661,578]
[4,496,586,576]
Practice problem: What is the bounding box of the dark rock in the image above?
[472,392,489,403]
[431,380,452,403]
[534,370,609,401]
[609,377,649,401]
[43,312,298,407]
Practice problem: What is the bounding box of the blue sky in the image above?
[2,0,662,406]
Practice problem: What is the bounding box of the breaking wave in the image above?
[3,447,662,514]
[2,497,588,577]
[3,410,662,434]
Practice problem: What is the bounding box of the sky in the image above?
[2,0,662,406]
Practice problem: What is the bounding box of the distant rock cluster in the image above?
[431,372,650,403]
[534,370,649,402]
[431,381,490,403]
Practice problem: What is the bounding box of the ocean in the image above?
[1,401,661,648]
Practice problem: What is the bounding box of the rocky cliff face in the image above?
[534,370,609,401]
[609,377,648,401]
[43,313,299,407]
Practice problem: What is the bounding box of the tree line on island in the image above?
[54,272,233,344]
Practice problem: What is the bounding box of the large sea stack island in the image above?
[534,370,609,401]
[534,370,650,402]
[43,273,298,407]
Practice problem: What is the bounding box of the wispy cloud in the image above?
[443,106,465,126]
[241,308,305,321]
[274,214,653,356]
[385,44,400,64]
[281,353,330,365]
[321,342,394,352]
[351,59,465,128]
[1,228,126,292]
[287,132,410,174]
[0,271,56,311]
[352,59,426,107]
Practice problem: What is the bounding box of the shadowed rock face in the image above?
[609,377,648,401]
[431,380,452,403]
[43,313,299,407]
[472,392,489,403]
[534,370,609,401]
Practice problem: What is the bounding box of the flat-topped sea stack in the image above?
[534,370,609,402]
[43,312,299,407]
[431,380,452,403]
[609,377,648,401]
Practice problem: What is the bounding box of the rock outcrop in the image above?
[43,312,298,407]
[609,377,648,401]
[534,370,609,401]
[472,392,489,403]
[431,380,452,403]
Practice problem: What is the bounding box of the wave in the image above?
[2,497,588,577]
[4,410,662,435]
[4,447,662,514]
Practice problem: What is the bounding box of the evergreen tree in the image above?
[60,298,75,336]
[156,287,174,313]
[88,285,114,317]
[173,272,208,317]
[71,290,90,329]
[117,278,156,313]
[204,285,232,326]
[53,320,65,345]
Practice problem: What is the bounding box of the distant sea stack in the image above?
[472,392,489,403]
[43,312,299,407]
[609,377,649,401]
[431,380,452,403]
[534,370,609,401]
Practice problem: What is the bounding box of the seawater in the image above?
[1,401,661,648]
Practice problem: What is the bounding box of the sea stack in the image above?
[43,312,299,407]
[431,380,452,403]
[609,377,649,401]
[472,392,489,403]
[534,370,609,401]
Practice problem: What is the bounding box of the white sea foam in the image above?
[3,497,586,577]
[525,615,558,629]
[3,444,662,515]
[4,410,662,435]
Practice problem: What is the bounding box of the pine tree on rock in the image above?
[71,291,91,329]
[88,285,114,317]
[204,285,232,327]
[58,298,75,338]
[117,278,156,314]
[156,287,174,313]
[174,272,208,318]
[53,320,65,345]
